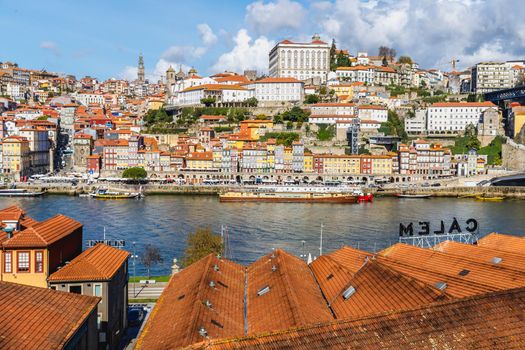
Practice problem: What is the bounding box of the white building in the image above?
[269,34,330,83]
[471,62,513,93]
[309,103,356,116]
[74,92,105,106]
[426,102,497,134]
[405,109,427,134]
[175,84,253,106]
[253,77,303,102]
[356,105,388,123]
[335,66,375,84]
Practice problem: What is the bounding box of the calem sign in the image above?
[399,218,478,237]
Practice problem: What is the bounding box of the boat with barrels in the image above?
[219,186,361,203]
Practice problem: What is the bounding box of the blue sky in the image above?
[1,0,524,80]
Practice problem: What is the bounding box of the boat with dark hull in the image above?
[0,189,45,197]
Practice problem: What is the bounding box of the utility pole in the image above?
[319,223,324,256]
[132,241,137,298]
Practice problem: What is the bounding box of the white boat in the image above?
[0,189,45,197]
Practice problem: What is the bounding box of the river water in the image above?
[2,195,524,275]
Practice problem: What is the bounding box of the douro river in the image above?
[2,195,524,275]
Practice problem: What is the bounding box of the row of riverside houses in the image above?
[135,232,525,349]
[0,205,129,350]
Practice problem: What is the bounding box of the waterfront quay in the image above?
[15,180,525,199]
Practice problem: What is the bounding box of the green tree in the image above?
[281,106,310,123]
[316,124,335,141]
[398,56,413,64]
[122,167,147,179]
[37,115,50,121]
[143,108,172,126]
[330,39,337,70]
[245,97,258,107]
[304,94,320,104]
[182,228,224,267]
[378,110,408,142]
[200,97,216,107]
[141,245,163,278]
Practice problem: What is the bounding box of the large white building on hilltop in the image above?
[269,34,330,83]
[426,102,497,134]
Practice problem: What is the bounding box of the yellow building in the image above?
[330,84,356,101]
[370,155,393,175]
[512,106,525,138]
[266,139,276,171]
[240,119,274,140]
[2,136,30,181]
[0,206,83,288]
[186,151,214,170]
[303,153,314,173]
[148,98,164,111]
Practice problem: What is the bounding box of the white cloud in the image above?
[246,0,306,35]
[40,41,60,56]
[119,66,138,81]
[212,29,275,73]
[197,23,218,46]
[312,0,525,70]
[161,45,206,63]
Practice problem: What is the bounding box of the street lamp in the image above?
[132,241,138,298]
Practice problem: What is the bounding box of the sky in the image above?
[1,0,524,81]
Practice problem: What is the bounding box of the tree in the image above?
[378,110,408,142]
[382,56,388,67]
[281,106,310,123]
[245,97,258,107]
[316,124,335,141]
[378,46,396,59]
[304,94,320,104]
[330,39,337,70]
[37,115,50,120]
[122,167,147,179]
[201,97,216,107]
[182,228,223,267]
[143,108,172,126]
[398,56,413,65]
[141,245,163,278]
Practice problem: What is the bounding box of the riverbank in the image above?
[12,182,525,199]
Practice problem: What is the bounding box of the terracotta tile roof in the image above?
[3,214,82,248]
[327,246,372,272]
[247,250,333,334]
[0,281,99,350]
[48,243,129,282]
[189,286,525,349]
[325,246,492,298]
[136,254,245,350]
[310,256,448,319]
[477,233,525,254]
[379,243,525,293]
[430,101,496,108]
[310,103,355,107]
[182,84,247,92]
[434,240,525,272]
[255,77,301,84]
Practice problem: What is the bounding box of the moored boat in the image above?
[394,193,432,199]
[475,195,505,202]
[219,190,358,203]
[90,188,142,199]
[0,189,45,197]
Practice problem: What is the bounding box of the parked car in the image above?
[128,307,145,327]
[431,183,442,187]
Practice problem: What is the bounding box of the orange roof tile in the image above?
[477,233,525,254]
[255,77,301,84]
[188,287,525,349]
[247,250,333,334]
[3,214,82,248]
[310,256,448,319]
[434,240,525,272]
[0,281,99,349]
[48,243,129,282]
[379,243,525,292]
[431,102,497,108]
[136,255,245,349]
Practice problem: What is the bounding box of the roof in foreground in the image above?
[188,286,525,350]
[136,254,246,350]
[477,232,525,254]
[48,243,129,282]
[0,281,99,349]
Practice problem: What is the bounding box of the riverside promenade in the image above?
[13,182,525,199]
